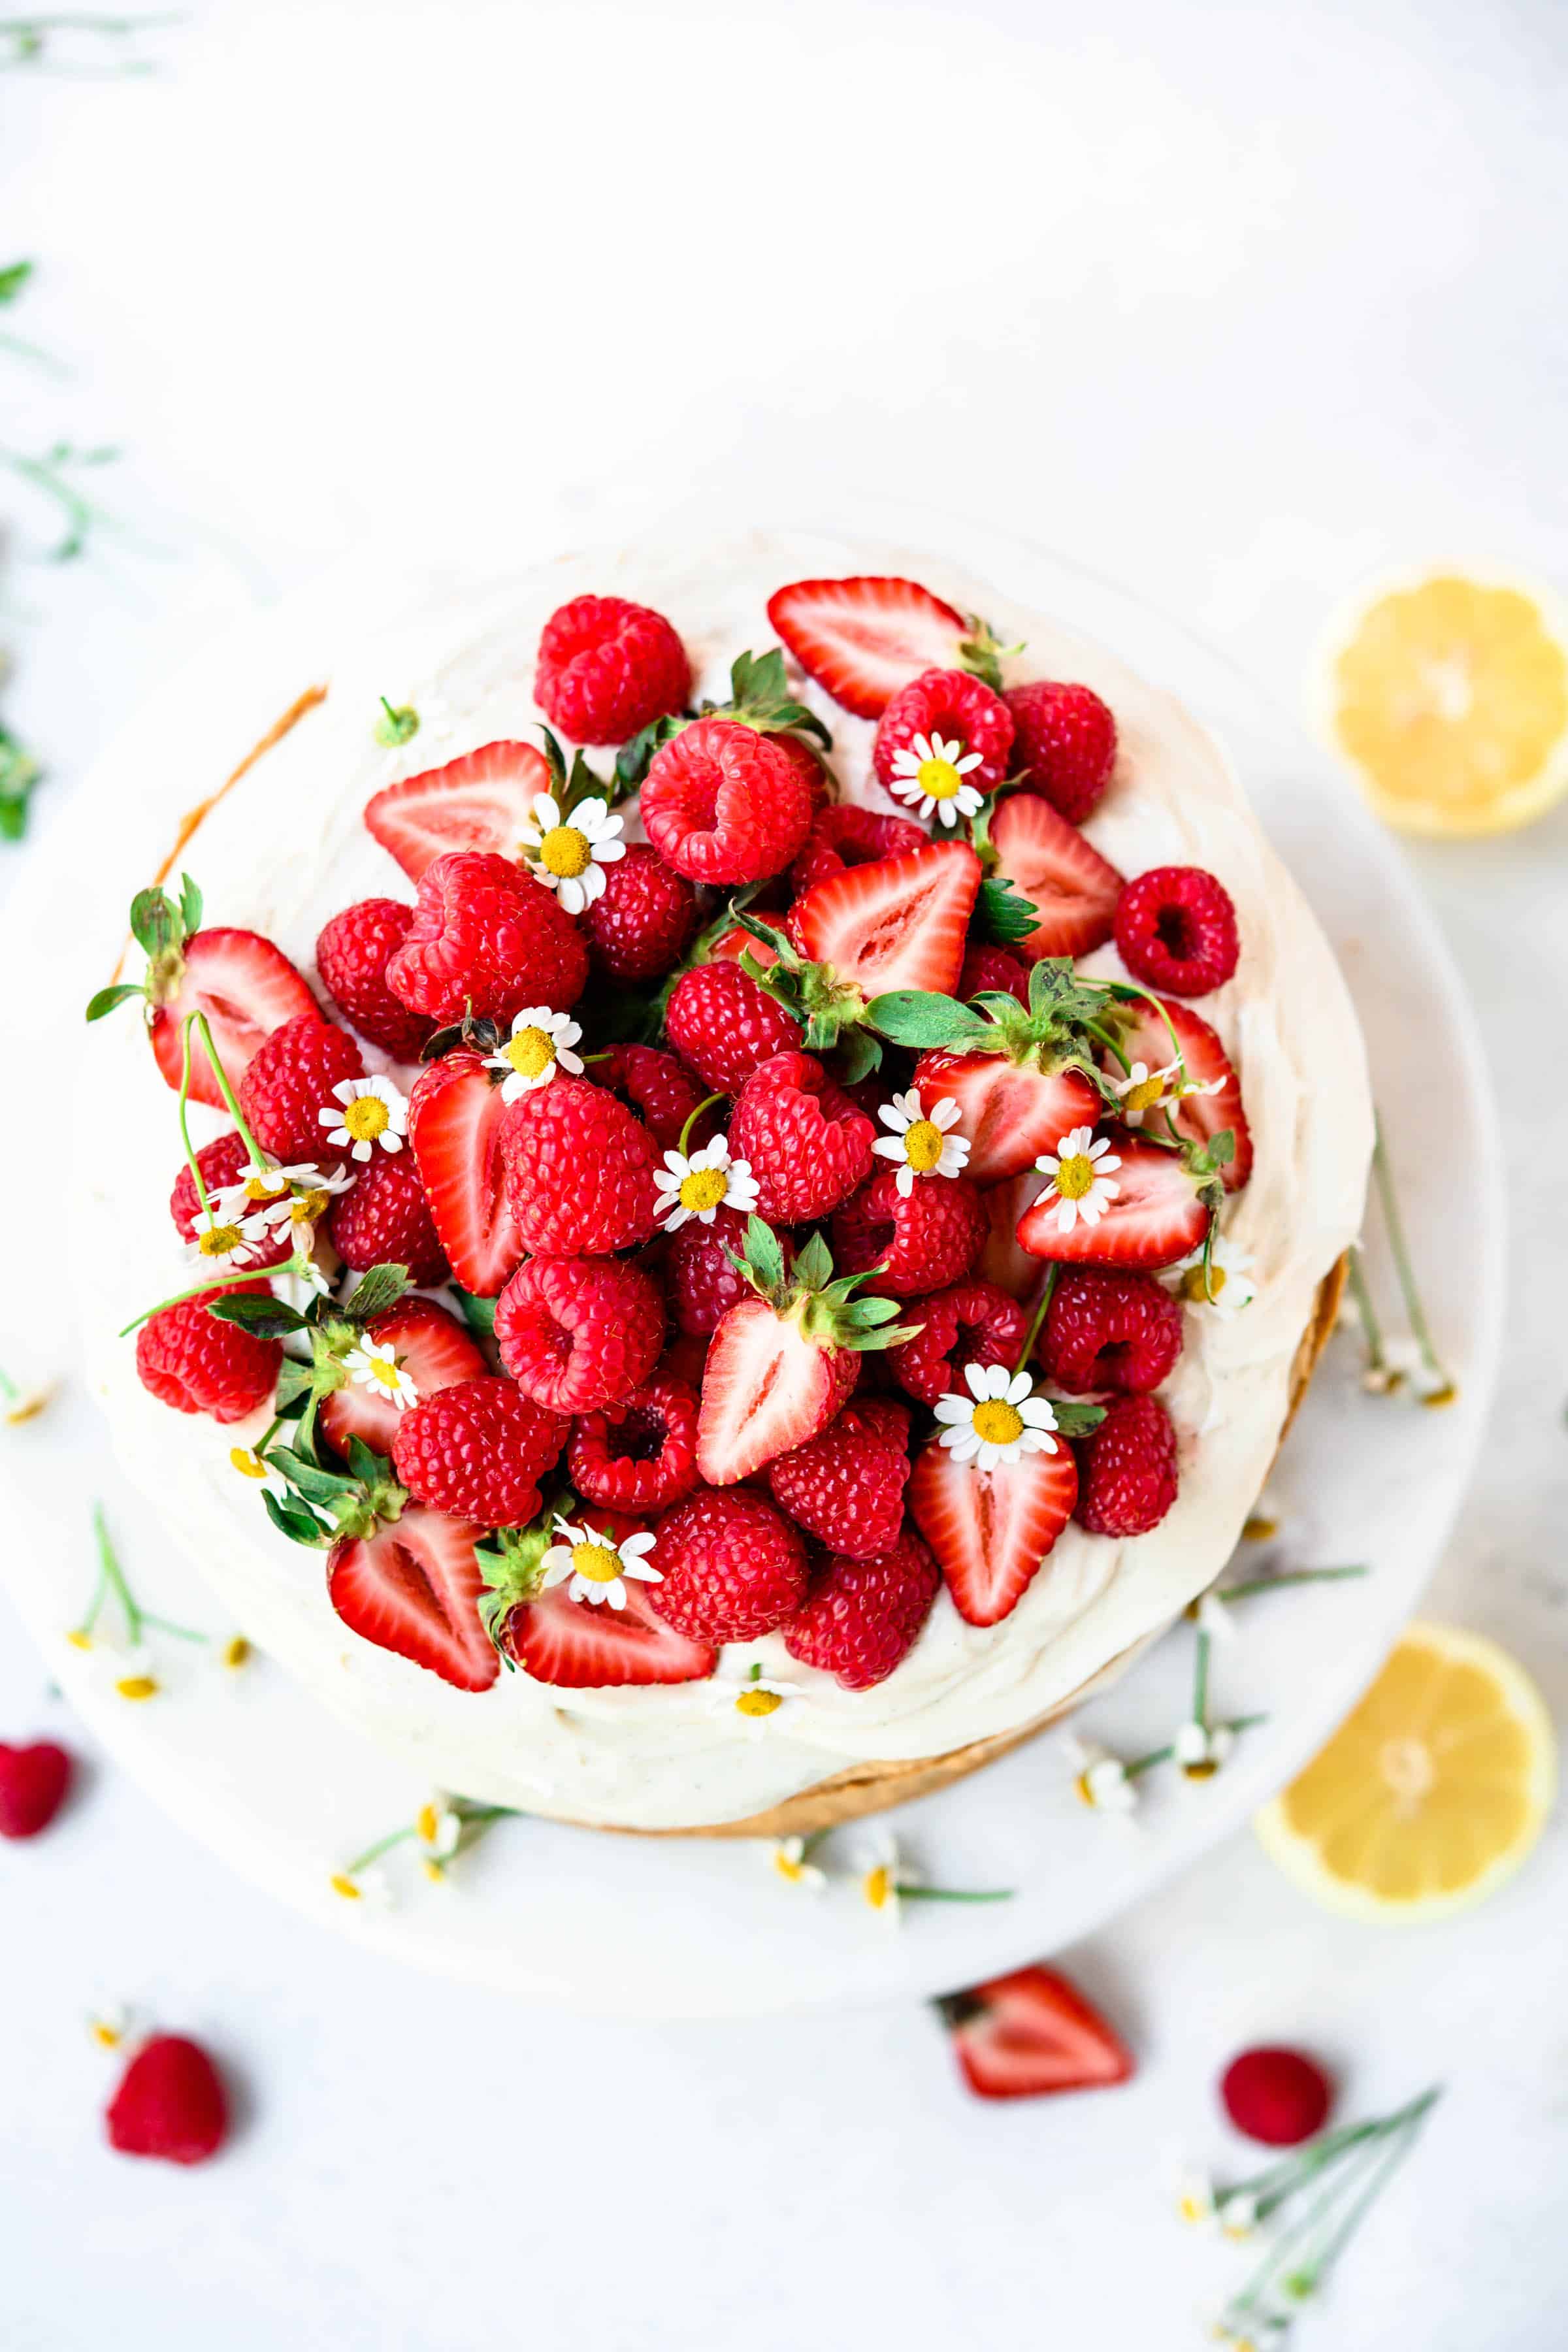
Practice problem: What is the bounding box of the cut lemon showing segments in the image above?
[1323,570,1568,836]
[1256,1623,1556,1924]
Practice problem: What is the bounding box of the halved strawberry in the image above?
[1017,1132,1211,1270]
[938,1965,1134,2100]
[988,791,1122,963]
[407,1050,525,1296]
[148,928,317,1108]
[1109,996,1252,1190]
[766,576,970,719]
[914,1049,1102,1186]
[503,1574,716,1688]
[326,1505,498,1691]
[319,1299,486,1462]
[975,1170,1051,1299]
[364,742,554,885]
[907,1439,1078,1626]
[791,841,981,1000]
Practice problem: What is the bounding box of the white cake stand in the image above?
[0,514,1499,2017]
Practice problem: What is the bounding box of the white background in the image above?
[3,3,1567,2345]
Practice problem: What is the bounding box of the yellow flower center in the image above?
[65,1628,93,1651]
[291,1188,331,1224]
[679,1167,730,1213]
[1053,1151,1096,1200]
[244,1172,289,1201]
[1181,1757,1220,1781]
[116,1674,159,1703]
[198,1223,243,1258]
[416,1802,440,1843]
[1073,1770,1098,1809]
[902,1117,945,1171]
[505,1026,557,1079]
[230,1448,268,1479]
[222,1635,252,1670]
[1124,1074,1166,1114]
[343,1095,390,1143]
[863,1864,893,1909]
[89,2019,124,2050]
[774,1850,808,1883]
[367,1355,404,1394]
[971,1399,1024,1446]
[330,1873,362,1901]
[1177,2191,1209,2226]
[916,755,964,800]
[571,1541,623,1585]
[735,1688,783,1719]
[1181,1263,1226,1304]
[539,823,592,878]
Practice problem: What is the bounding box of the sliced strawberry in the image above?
[708,924,779,968]
[975,1169,1051,1299]
[326,1505,498,1691]
[407,1050,525,1296]
[1109,996,1252,1190]
[908,1438,1077,1627]
[938,1965,1134,2100]
[148,928,316,1109]
[988,792,1122,963]
[319,1299,486,1462]
[766,576,970,719]
[914,1049,1102,1186]
[696,1296,858,1486]
[364,742,554,885]
[792,841,981,1000]
[1017,1132,1210,1270]
[504,1574,716,1688]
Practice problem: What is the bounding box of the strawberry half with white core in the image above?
[1017,1128,1232,1271]
[766,576,990,719]
[938,1965,1134,2100]
[406,1049,525,1296]
[479,1505,715,1688]
[364,741,555,883]
[1103,994,1252,1190]
[327,1504,500,1692]
[696,1219,914,1486]
[986,790,1124,963]
[909,1429,1081,1627]
[319,1299,485,1462]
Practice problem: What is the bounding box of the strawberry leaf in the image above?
[128,884,184,960]
[262,1488,332,1548]
[84,981,142,1022]
[338,1262,412,1323]
[1048,1401,1107,1437]
[206,1295,308,1338]
[973,874,1040,945]
[0,261,32,305]
[866,990,988,1049]
[177,872,203,936]
[451,1286,498,1339]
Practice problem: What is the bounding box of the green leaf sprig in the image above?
[728,1215,921,1356]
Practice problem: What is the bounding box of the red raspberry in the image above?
[568,1371,700,1512]
[1039,1268,1184,1395]
[789,803,926,894]
[169,1134,292,1271]
[106,2034,227,2166]
[1006,680,1118,823]
[642,718,815,885]
[385,850,589,1024]
[666,1205,791,1336]
[316,897,433,1061]
[957,943,1030,1005]
[0,1741,73,1840]
[664,959,800,1095]
[500,1075,662,1255]
[583,843,696,981]
[1113,866,1239,998]
[391,1375,568,1527]
[495,1254,664,1414]
[765,1396,911,1557]
[660,1330,710,1390]
[598,1043,717,1151]
[238,1014,364,1165]
[534,594,691,746]
[784,1529,938,1690]
[885,1279,1027,1405]
[774,732,833,817]
[649,1487,809,1642]
[135,1283,281,1424]
[728,1051,875,1223]
[830,1168,987,1298]
[327,1152,449,1288]
[1074,1394,1179,1537]
[1220,2048,1333,2148]
[872,668,1015,794]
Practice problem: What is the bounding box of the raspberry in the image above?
[1220,2048,1333,2148]
[648,1487,809,1643]
[598,1043,716,1151]
[583,843,696,981]
[765,1396,911,1558]
[957,943,1030,1005]
[642,718,815,885]
[169,1134,292,1271]
[664,959,800,1095]
[391,1375,568,1527]
[316,897,433,1061]
[534,594,691,746]
[773,731,833,817]
[830,1168,987,1298]
[327,1152,449,1288]
[1074,1394,1179,1537]
[660,1330,710,1390]
[885,1279,1027,1405]
[385,850,589,1024]
[238,1014,365,1164]
[495,1254,664,1414]
[1039,1268,1184,1395]
[1006,680,1118,823]
[0,1741,73,1840]
[106,2034,227,2166]
[568,1372,700,1513]
[666,1204,790,1336]
[872,668,1015,794]
[728,1051,875,1223]
[784,1529,938,1690]
[1113,866,1239,999]
[789,803,925,895]
[500,1075,662,1255]
[135,1284,281,1424]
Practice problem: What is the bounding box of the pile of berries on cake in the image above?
[103,573,1255,1705]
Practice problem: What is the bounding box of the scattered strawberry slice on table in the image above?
[106,2034,229,2164]
[319,1299,485,1461]
[938,1965,1134,2100]
[790,839,982,1002]
[0,1740,73,1839]
[908,1437,1078,1627]
[987,789,1123,962]
[365,741,557,884]
[327,1503,500,1691]
[766,575,973,718]
[408,1049,525,1296]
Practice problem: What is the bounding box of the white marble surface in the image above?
[2,2,1565,2346]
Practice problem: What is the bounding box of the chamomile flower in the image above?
[184,1202,274,1271]
[1061,1730,1139,1814]
[483,1006,585,1102]
[710,1659,802,1735]
[231,1157,351,1211]
[1171,1235,1257,1317]
[538,1516,661,1610]
[342,1338,419,1411]
[766,1836,827,1893]
[318,1075,409,1162]
[872,1088,970,1197]
[518,792,626,913]
[934,1362,1060,1471]
[1173,1720,1235,1780]
[1033,1126,1122,1232]
[252,1163,356,1247]
[653,1135,759,1231]
[1,1371,55,1428]
[860,1831,918,1923]
[329,1865,393,1908]
[887,731,987,826]
[1193,1588,1238,1643]
[415,1796,463,1870]
[1107,1058,1181,1126]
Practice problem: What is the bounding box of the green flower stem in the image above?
[188,1011,267,1172]
[118,1262,277,1337]
[343,1823,417,1876]
[87,1501,203,1647]
[894,1884,1015,1904]
[678,1092,726,1158]
[177,1017,212,1221]
[1219,1565,1369,1603]
[1371,1115,1456,1401]
[0,1365,18,1403]
[1013,1264,1058,1376]
[344,1797,517,1879]
[1079,1017,1132,1074]
[1344,1244,1392,1384]
[1192,1624,1211,1729]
